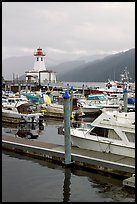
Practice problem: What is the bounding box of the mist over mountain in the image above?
[2,52,108,80]
[58,48,135,82]
[2,48,135,82]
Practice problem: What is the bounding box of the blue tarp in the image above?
[22,93,43,104]
[128,97,135,105]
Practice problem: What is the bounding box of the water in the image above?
[2,118,135,202]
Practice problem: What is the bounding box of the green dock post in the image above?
[70,86,73,118]
[63,167,71,202]
[63,90,72,165]
[67,83,70,91]
[82,84,85,96]
[123,82,128,112]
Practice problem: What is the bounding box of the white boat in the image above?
[70,109,135,158]
[2,101,44,124]
[78,93,135,114]
[78,94,121,114]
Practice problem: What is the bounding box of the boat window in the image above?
[108,130,121,140]
[6,107,12,110]
[125,132,135,143]
[87,95,107,101]
[117,85,123,88]
[8,99,15,103]
[90,127,108,137]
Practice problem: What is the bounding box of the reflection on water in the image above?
[63,167,71,202]
[2,150,135,202]
[2,117,63,140]
[2,122,44,139]
[2,114,98,140]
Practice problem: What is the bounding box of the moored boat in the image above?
[2,101,44,124]
[70,109,135,158]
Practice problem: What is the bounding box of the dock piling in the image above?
[123,82,128,112]
[70,86,73,118]
[63,90,72,165]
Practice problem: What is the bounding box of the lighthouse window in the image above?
[41,58,43,61]
[37,57,39,61]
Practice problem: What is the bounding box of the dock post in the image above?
[18,83,21,95]
[30,84,31,92]
[123,82,128,112]
[82,84,85,96]
[4,83,7,93]
[26,84,28,93]
[63,90,72,165]
[63,167,71,202]
[67,83,70,91]
[70,86,73,118]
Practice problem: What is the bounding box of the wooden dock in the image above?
[2,134,135,180]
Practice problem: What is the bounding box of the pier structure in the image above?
[2,134,135,188]
[2,80,93,97]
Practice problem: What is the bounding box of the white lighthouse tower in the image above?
[33,47,46,71]
[25,47,56,84]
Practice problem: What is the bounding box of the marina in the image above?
[2,116,135,202]
[2,47,135,201]
[2,78,135,201]
[2,79,135,184]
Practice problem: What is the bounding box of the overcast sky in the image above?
[2,2,135,62]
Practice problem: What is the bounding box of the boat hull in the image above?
[2,111,25,124]
[2,109,44,124]
[71,134,135,158]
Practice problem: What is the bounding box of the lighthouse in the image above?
[33,47,46,71]
[25,47,56,84]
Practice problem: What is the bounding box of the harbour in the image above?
[2,117,135,202]
[2,3,135,201]
[2,74,135,202]
[2,77,135,202]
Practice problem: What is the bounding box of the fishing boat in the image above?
[70,109,135,158]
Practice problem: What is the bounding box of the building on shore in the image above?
[25,47,56,85]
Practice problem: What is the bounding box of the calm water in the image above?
[2,118,135,202]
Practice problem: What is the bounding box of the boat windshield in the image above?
[87,95,107,101]
[80,123,93,129]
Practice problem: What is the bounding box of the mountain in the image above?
[57,48,135,82]
[2,48,135,82]
[2,52,108,80]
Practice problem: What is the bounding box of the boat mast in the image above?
[120,67,129,112]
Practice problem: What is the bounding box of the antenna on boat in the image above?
[120,67,130,83]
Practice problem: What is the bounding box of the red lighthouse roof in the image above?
[34,47,46,56]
